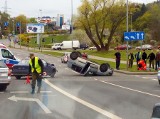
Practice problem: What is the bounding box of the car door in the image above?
[1,49,19,69]
[42,60,54,75]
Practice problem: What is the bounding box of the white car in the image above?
[135,44,153,50]
[51,43,62,50]
[0,61,11,91]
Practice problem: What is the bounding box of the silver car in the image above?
[67,51,113,76]
[0,60,11,91]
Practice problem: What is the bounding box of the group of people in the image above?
[115,49,160,70]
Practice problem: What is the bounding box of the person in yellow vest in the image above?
[29,53,44,94]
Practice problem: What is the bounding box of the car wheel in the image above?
[0,84,7,91]
[158,80,160,85]
[50,72,56,78]
[100,63,109,72]
[70,51,80,60]
[15,76,22,79]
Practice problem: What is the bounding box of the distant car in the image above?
[0,43,7,48]
[135,44,153,50]
[151,103,160,119]
[12,58,57,79]
[0,60,11,91]
[51,43,62,50]
[80,43,89,50]
[89,46,96,50]
[67,51,113,76]
[61,52,70,63]
[114,44,132,50]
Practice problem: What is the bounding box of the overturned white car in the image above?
[67,51,113,76]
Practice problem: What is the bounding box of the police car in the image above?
[0,47,20,69]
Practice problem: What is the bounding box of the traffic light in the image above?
[16,26,20,31]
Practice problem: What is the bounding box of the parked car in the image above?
[67,51,113,76]
[51,43,62,50]
[0,60,11,91]
[114,44,132,50]
[135,44,153,50]
[151,103,160,119]
[80,43,89,50]
[89,46,96,50]
[61,52,70,63]
[12,58,57,79]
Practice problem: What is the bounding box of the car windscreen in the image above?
[0,60,7,68]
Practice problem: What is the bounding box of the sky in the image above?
[0,0,157,21]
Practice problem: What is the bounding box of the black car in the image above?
[12,58,57,79]
[80,43,89,50]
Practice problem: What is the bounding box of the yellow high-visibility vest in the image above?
[29,57,41,73]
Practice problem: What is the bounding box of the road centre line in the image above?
[152,79,157,81]
[94,78,160,98]
[43,79,122,119]
[10,91,52,94]
[0,92,4,94]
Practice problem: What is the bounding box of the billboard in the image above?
[27,23,44,33]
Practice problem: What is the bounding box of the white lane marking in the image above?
[0,92,4,94]
[44,79,122,119]
[59,65,61,67]
[94,78,160,98]
[8,95,52,114]
[65,68,68,70]
[152,79,157,81]
[10,91,52,94]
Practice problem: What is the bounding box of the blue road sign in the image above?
[16,22,20,27]
[124,31,145,41]
[4,22,8,26]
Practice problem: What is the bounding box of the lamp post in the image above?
[71,0,73,49]
[126,0,129,70]
[130,12,132,31]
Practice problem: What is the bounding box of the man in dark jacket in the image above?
[142,50,147,64]
[128,51,134,68]
[148,51,155,69]
[115,50,121,70]
[155,50,160,70]
[29,53,44,94]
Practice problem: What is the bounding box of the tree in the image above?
[75,0,126,51]
[15,15,28,33]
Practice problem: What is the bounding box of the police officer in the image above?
[29,53,44,94]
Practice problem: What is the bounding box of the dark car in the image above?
[67,51,113,76]
[151,103,160,119]
[12,58,57,79]
[80,43,89,50]
[114,44,132,50]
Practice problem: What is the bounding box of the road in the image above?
[0,40,159,119]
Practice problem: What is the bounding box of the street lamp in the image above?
[126,0,129,70]
[130,12,133,31]
[71,0,73,49]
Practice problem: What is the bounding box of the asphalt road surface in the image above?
[0,41,159,119]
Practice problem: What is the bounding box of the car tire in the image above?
[0,84,7,91]
[15,76,22,79]
[70,51,81,60]
[158,80,160,85]
[100,63,109,72]
[50,72,56,78]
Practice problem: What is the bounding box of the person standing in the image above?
[142,50,147,64]
[155,50,160,70]
[29,53,44,94]
[128,51,134,68]
[115,50,121,70]
[148,50,155,69]
[135,49,142,67]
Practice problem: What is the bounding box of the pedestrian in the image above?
[142,50,147,64]
[155,49,160,70]
[128,51,134,68]
[135,49,142,67]
[148,50,155,69]
[115,49,121,70]
[29,53,44,94]
[82,52,88,59]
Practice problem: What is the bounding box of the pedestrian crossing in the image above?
[135,75,157,81]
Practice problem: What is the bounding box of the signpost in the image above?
[124,31,145,70]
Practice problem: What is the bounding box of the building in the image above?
[36,16,56,24]
[56,14,64,28]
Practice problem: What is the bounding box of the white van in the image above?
[60,40,80,50]
[51,43,62,50]
[0,48,20,69]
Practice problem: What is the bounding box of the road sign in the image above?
[4,22,8,26]
[124,31,145,41]
[16,22,20,27]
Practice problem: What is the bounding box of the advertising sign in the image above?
[27,23,44,33]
